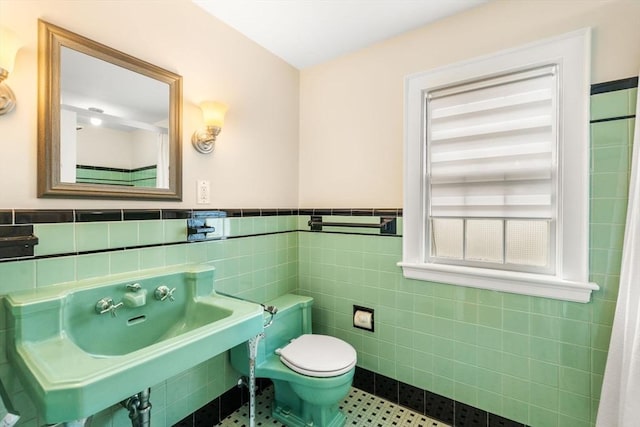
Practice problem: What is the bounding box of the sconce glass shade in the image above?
[192,101,228,154]
[0,27,21,76]
[0,27,21,115]
[200,101,228,128]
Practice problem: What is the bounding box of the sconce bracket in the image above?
[0,83,16,116]
[191,126,221,154]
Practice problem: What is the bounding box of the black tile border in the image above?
[224,209,244,217]
[240,208,262,217]
[424,389,455,425]
[489,413,528,427]
[375,373,399,403]
[300,208,403,217]
[455,401,488,426]
[0,210,13,225]
[355,367,528,427]
[399,381,425,414]
[590,114,635,124]
[0,208,403,225]
[75,210,123,222]
[162,209,193,220]
[330,208,352,216]
[0,207,403,262]
[589,77,637,123]
[15,209,74,224]
[591,76,638,95]
[353,366,375,394]
[276,209,296,216]
[351,208,375,216]
[123,209,162,221]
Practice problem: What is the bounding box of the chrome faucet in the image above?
[95,298,124,317]
[126,282,142,292]
[154,285,176,302]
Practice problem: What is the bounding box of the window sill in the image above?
[398,262,598,303]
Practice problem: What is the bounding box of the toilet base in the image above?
[272,401,346,427]
[270,379,348,427]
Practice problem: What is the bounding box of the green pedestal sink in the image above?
[5,264,264,424]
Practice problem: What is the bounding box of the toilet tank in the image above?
[261,294,313,357]
[230,293,314,371]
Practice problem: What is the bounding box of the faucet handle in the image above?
[95,298,124,317]
[109,301,124,316]
[154,285,176,302]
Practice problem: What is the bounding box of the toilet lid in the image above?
[276,334,357,378]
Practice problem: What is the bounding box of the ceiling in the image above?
[193,0,489,69]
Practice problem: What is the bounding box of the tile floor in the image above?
[216,386,450,427]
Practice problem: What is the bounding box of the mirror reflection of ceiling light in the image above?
[88,107,103,126]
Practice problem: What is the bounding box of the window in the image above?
[400,29,598,302]
[428,65,557,273]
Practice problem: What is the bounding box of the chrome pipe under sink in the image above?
[121,388,151,427]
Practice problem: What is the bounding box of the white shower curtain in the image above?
[596,77,640,427]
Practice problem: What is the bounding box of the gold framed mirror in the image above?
[38,20,182,200]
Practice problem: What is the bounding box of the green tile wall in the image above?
[297,88,636,427]
[0,217,298,427]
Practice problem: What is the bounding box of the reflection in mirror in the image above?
[38,20,182,200]
[60,47,170,189]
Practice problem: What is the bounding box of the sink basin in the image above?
[5,264,264,424]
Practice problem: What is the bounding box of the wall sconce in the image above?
[192,101,228,154]
[0,27,22,116]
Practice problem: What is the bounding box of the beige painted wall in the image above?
[3,1,639,210]
[0,0,299,209]
[299,0,640,208]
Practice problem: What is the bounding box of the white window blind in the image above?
[426,66,557,271]
[401,29,597,303]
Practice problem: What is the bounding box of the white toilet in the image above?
[276,334,356,377]
[230,294,357,427]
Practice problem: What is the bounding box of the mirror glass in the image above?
[38,20,182,200]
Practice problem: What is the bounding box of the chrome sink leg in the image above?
[247,333,264,427]
[135,388,151,427]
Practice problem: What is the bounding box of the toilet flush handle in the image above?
[261,304,278,328]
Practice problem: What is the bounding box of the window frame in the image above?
[399,28,598,303]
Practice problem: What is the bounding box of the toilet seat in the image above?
[276,334,357,378]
